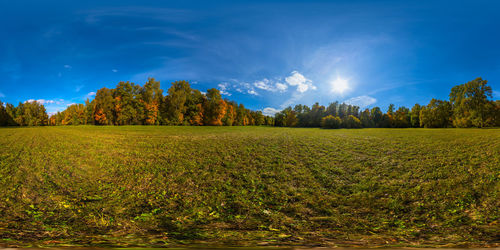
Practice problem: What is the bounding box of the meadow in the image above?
[0,126,498,247]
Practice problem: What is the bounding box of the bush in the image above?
[321,115,342,129]
[343,115,362,128]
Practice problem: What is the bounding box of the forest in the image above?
[0,77,498,128]
[0,79,274,127]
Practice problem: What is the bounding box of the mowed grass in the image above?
[0,126,498,247]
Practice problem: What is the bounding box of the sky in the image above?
[1,0,499,116]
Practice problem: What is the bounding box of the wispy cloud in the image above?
[112,69,118,73]
[280,92,304,108]
[247,89,258,96]
[0,92,5,98]
[85,92,96,99]
[25,99,58,105]
[344,95,377,108]
[75,85,84,92]
[64,64,72,69]
[83,7,194,25]
[217,83,231,96]
[222,80,259,96]
[254,78,288,93]
[367,79,436,95]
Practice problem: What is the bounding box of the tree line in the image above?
[0,78,274,126]
[274,77,499,128]
[1,77,498,128]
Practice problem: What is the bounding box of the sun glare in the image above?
[330,77,350,94]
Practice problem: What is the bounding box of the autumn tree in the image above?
[141,78,163,125]
[222,101,236,126]
[93,87,115,125]
[203,88,227,126]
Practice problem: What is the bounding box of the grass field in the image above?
[0,126,499,247]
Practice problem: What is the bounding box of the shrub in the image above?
[343,115,362,128]
[321,115,342,129]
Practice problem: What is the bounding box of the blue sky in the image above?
[1,0,499,115]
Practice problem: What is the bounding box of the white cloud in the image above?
[64,65,72,69]
[247,89,258,95]
[112,69,118,73]
[493,90,500,98]
[254,78,288,93]
[343,95,377,108]
[262,107,281,116]
[254,79,271,90]
[275,82,288,92]
[226,71,312,98]
[0,92,4,98]
[285,71,316,93]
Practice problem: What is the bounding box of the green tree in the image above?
[0,100,14,126]
[449,77,494,127]
[164,81,191,125]
[394,106,410,128]
[420,99,452,128]
[410,104,421,128]
[370,107,383,127]
[360,108,373,128]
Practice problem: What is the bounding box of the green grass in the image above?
[0,126,499,247]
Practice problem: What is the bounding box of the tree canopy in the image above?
[1,77,498,128]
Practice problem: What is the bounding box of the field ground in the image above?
[0,126,499,248]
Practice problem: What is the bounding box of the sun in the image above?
[330,77,350,94]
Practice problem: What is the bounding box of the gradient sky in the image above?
[1,0,499,115]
